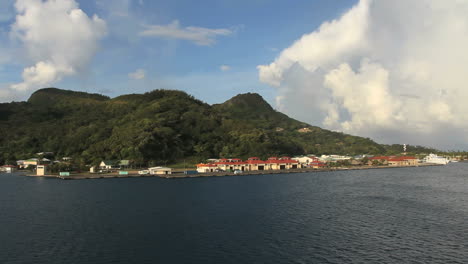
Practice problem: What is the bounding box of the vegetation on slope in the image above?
[0,88,436,166]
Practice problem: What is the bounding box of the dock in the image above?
[24,163,443,180]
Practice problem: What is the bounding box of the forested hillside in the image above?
[0,88,435,166]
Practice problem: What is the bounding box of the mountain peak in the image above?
[221,92,273,111]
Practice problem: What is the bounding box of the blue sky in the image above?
[0,0,357,105]
[5,0,467,149]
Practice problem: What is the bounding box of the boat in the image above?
[423,153,450,165]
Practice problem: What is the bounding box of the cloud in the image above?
[139,20,232,46]
[220,65,231,71]
[128,68,146,80]
[3,0,106,100]
[258,0,468,149]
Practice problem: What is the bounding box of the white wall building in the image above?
[149,167,172,175]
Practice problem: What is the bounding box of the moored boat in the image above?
[423,153,450,165]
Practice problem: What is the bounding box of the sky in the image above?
[1,0,468,150]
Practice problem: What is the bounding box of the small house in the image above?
[99,160,119,170]
[36,165,47,176]
[149,167,172,175]
[2,165,16,173]
[197,163,218,173]
[119,160,130,169]
[19,159,39,169]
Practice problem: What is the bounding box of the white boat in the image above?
[423,153,450,165]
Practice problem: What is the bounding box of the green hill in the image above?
[0,88,434,166]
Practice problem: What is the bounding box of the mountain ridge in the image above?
[0,88,436,165]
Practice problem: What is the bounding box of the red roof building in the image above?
[196,157,300,173]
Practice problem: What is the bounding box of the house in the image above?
[298,127,312,133]
[18,159,39,169]
[99,160,119,170]
[198,157,300,173]
[264,157,299,170]
[388,156,418,166]
[149,167,172,175]
[292,156,320,168]
[310,161,327,169]
[368,156,417,166]
[197,163,218,173]
[1,165,16,173]
[210,158,246,172]
[119,160,130,168]
[36,152,54,156]
[320,155,352,162]
[36,165,47,176]
[245,157,267,171]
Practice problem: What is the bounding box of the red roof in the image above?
[369,156,416,161]
[197,163,218,168]
[388,156,417,161]
[265,158,298,164]
[310,161,326,167]
[246,159,266,164]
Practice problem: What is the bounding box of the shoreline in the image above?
[24,163,443,180]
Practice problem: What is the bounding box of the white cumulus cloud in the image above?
[139,20,232,46]
[128,68,146,80]
[258,0,468,149]
[5,0,106,99]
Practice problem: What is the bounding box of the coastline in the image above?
[24,163,443,180]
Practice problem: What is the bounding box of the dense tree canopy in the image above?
[0,88,437,166]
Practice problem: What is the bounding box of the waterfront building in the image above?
[388,156,418,166]
[1,165,17,173]
[368,156,417,166]
[148,167,172,175]
[196,157,299,173]
[292,156,320,167]
[36,165,47,176]
[310,161,327,168]
[119,160,130,169]
[99,160,119,170]
[17,159,40,169]
[197,163,218,173]
[319,155,352,162]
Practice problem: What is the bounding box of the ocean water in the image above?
[1,163,468,264]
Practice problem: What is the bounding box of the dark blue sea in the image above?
[1,163,468,264]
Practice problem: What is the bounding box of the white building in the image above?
[36,165,47,176]
[1,165,16,173]
[99,160,119,170]
[149,167,172,175]
[319,155,352,162]
[292,156,319,166]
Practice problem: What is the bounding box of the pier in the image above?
[24,163,442,180]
